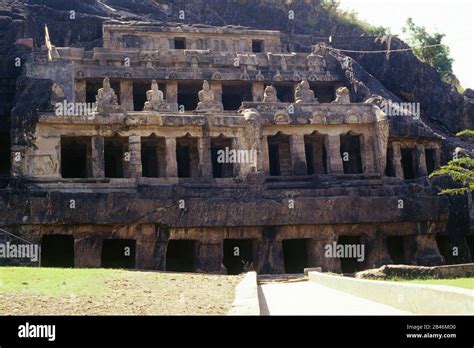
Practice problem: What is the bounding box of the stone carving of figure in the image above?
[333,86,351,104]
[295,79,318,104]
[196,80,223,111]
[143,80,165,111]
[263,85,279,103]
[95,77,119,112]
[199,80,214,103]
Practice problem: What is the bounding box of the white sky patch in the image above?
[338,0,474,88]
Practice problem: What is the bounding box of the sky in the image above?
[337,0,474,89]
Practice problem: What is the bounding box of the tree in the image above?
[429,130,474,195]
[402,18,455,85]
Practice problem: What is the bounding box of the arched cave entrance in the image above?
[268,132,292,176]
[304,132,328,175]
[104,137,129,178]
[176,135,199,178]
[340,133,363,174]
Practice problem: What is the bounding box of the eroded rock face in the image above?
[464,89,474,100]
[335,35,474,134]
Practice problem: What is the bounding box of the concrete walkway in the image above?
[259,280,410,315]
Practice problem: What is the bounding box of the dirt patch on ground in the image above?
[0,270,243,315]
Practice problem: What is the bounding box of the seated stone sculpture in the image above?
[143,80,166,111]
[333,86,351,104]
[196,80,223,111]
[295,79,318,103]
[95,77,120,113]
[263,85,279,103]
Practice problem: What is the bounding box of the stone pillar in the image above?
[363,232,392,269]
[153,225,170,271]
[166,81,178,104]
[231,137,242,177]
[417,143,428,177]
[195,241,225,274]
[209,82,223,104]
[307,234,341,273]
[328,135,344,174]
[362,135,374,174]
[74,234,102,268]
[198,137,213,178]
[92,136,105,178]
[391,142,404,179]
[135,225,158,270]
[289,134,307,175]
[75,80,86,103]
[405,234,445,266]
[256,227,285,274]
[165,137,178,178]
[252,82,264,102]
[129,135,142,178]
[120,80,134,111]
[261,135,270,175]
[123,141,131,178]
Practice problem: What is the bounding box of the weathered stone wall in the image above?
[8,220,446,274]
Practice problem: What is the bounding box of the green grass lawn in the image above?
[397,278,474,290]
[0,267,126,297]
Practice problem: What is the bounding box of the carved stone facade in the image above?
[5,24,450,273]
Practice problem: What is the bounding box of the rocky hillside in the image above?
[1,0,472,148]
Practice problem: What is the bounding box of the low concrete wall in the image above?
[309,271,474,315]
[228,272,260,315]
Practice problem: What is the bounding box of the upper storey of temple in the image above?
[40,23,342,85]
[102,24,282,53]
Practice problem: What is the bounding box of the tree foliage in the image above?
[456,129,474,137]
[402,18,455,85]
[429,130,474,195]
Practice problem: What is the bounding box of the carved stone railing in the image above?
[240,102,379,125]
[47,47,343,82]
